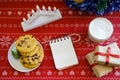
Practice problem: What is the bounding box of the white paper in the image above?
[49,36,78,70]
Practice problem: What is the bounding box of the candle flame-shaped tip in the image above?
[23,18,26,21]
[48,6,51,10]
[42,6,46,10]
[31,9,35,13]
[53,7,57,11]
[36,5,39,9]
[27,14,30,18]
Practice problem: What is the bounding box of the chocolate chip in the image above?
[32,58,35,61]
[35,56,39,59]
[24,38,27,39]
[28,62,31,64]
[35,58,38,59]
[33,54,36,57]
[18,43,22,47]
[31,36,34,38]
[35,54,37,56]
[20,40,26,44]
[27,58,29,61]
[24,37,29,40]
[23,62,25,64]
[27,45,30,48]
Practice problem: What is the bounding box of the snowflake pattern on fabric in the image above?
[0,36,12,48]
[2,70,7,76]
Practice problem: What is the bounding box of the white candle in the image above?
[88,17,113,42]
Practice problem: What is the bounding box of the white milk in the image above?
[88,17,113,42]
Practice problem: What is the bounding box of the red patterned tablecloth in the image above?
[0,0,120,80]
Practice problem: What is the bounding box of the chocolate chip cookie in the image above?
[20,48,44,69]
[20,44,40,56]
[16,34,38,53]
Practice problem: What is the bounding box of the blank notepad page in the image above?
[49,36,78,70]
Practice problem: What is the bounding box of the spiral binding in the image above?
[50,36,70,44]
[41,33,81,44]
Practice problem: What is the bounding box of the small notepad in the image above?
[49,36,78,70]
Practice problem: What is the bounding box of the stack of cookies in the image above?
[15,34,44,69]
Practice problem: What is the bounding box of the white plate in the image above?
[8,41,44,72]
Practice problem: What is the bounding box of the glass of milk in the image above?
[88,17,113,42]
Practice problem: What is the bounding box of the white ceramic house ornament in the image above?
[21,5,62,32]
